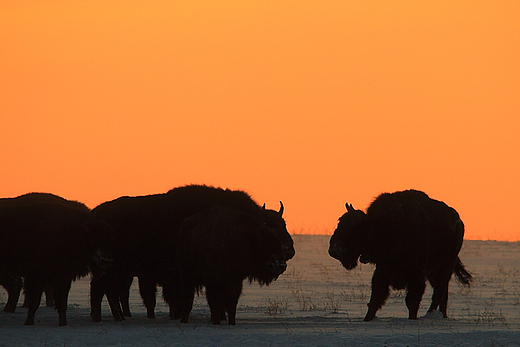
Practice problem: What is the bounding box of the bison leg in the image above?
[405,275,426,320]
[1,274,23,313]
[223,282,243,326]
[106,292,125,322]
[427,270,452,318]
[90,273,124,322]
[23,276,44,326]
[438,291,449,318]
[205,284,226,325]
[164,276,195,323]
[161,279,177,319]
[177,286,195,323]
[44,281,55,307]
[205,281,243,325]
[119,274,133,317]
[22,280,55,308]
[52,276,72,326]
[90,276,107,322]
[106,274,126,322]
[138,273,156,319]
[365,267,390,322]
[89,264,124,322]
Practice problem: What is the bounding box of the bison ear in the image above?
[278,201,284,217]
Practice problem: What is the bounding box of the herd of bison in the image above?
[0,185,472,326]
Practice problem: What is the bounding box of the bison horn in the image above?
[262,203,266,210]
[278,201,284,216]
[345,203,355,212]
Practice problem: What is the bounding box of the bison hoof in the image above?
[363,313,376,322]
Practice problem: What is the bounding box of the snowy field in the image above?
[1,235,520,346]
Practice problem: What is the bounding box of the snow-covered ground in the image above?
[2,235,520,346]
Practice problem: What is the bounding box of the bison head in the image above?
[248,223,288,285]
[328,203,369,270]
[258,202,295,261]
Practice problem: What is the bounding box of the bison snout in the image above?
[276,261,287,274]
[328,243,343,260]
[267,260,287,277]
[283,244,296,260]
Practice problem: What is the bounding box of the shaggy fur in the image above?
[329,189,472,321]
[175,205,288,325]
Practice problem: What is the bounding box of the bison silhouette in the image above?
[329,189,472,321]
[0,202,113,326]
[89,184,294,322]
[0,193,92,313]
[175,205,289,325]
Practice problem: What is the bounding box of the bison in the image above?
[0,202,113,326]
[89,184,294,322]
[328,189,472,321]
[175,205,288,325]
[0,193,91,313]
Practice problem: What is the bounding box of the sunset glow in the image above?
[1,1,519,240]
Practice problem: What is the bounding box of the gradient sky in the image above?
[1,1,519,240]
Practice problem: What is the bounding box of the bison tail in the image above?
[454,257,473,286]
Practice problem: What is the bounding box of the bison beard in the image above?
[89,184,294,322]
[175,205,288,325]
[0,202,112,326]
[329,189,472,321]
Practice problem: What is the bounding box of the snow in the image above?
[2,235,520,346]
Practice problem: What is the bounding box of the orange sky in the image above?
[1,1,519,241]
